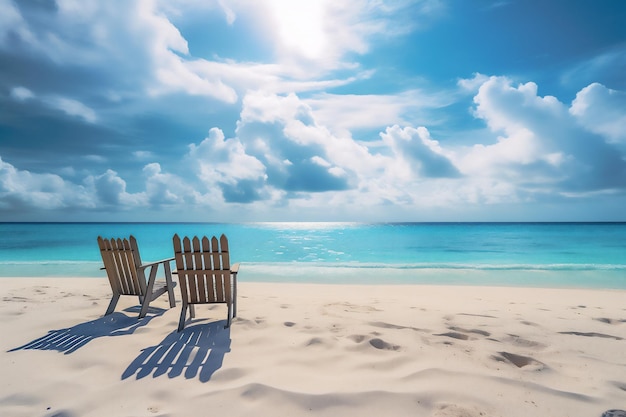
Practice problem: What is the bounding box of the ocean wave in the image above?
[240,262,626,272]
[1,260,624,272]
[0,260,101,266]
[1,260,624,284]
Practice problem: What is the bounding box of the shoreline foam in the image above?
[2,266,625,290]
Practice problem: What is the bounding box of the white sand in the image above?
[1,278,625,417]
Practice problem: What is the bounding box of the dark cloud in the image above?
[382,125,461,179]
[236,118,353,193]
[283,159,350,192]
[220,179,267,203]
[93,170,130,206]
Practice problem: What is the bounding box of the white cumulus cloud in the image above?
[570,83,626,145]
[0,156,94,210]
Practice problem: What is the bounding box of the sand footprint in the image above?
[458,312,497,319]
[304,337,336,348]
[369,321,427,332]
[601,410,626,417]
[504,334,546,349]
[493,351,547,371]
[448,326,490,337]
[346,334,401,351]
[432,403,490,417]
[435,331,470,341]
[368,337,401,351]
[558,331,623,340]
[348,334,366,343]
[234,317,268,329]
[594,317,626,325]
[5,296,29,303]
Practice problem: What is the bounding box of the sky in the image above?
[1,0,626,222]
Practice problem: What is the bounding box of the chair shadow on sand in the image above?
[122,320,231,383]
[8,306,166,355]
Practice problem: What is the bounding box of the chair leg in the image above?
[178,303,187,332]
[164,261,176,308]
[232,274,237,318]
[139,264,159,318]
[105,294,120,315]
[226,302,232,328]
[139,295,151,318]
[189,304,195,319]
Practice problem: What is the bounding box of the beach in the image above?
[1,278,625,416]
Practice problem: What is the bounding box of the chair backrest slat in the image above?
[173,235,188,302]
[220,234,230,270]
[115,238,131,294]
[98,235,145,296]
[210,236,220,270]
[183,237,198,304]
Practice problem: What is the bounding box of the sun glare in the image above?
[266,0,327,60]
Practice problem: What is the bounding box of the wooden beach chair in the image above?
[173,234,239,331]
[98,235,176,318]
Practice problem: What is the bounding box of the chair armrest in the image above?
[138,257,175,270]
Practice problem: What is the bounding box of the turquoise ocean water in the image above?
[0,222,625,288]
